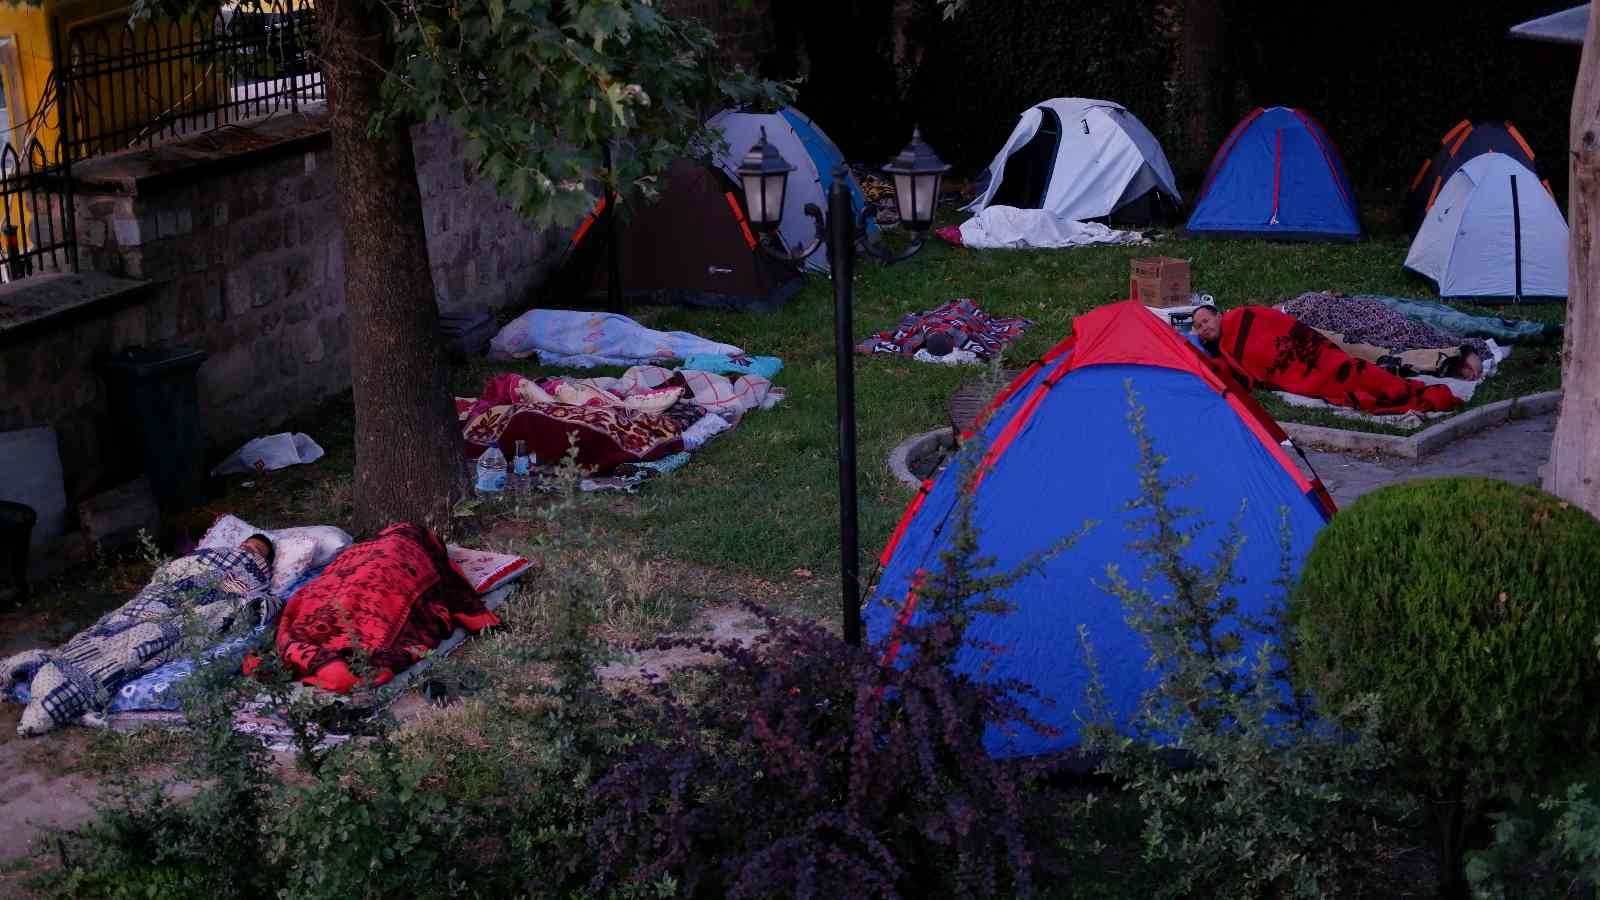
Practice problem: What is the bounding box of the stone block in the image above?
[294,322,326,364]
[146,291,180,342]
[198,347,254,405]
[111,216,142,247]
[214,201,230,228]
[250,266,281,308]
[281,251,312,294]
[204,271,225,322]
[157,209,179,239]
[304,151,317,175]
[275,179,299,210]
[77,476,159,552]
[176,277,206,336]
[80,219,107,249]
[284,300,309,324]
[258,310,284,338]
[110,303,147,348]
[224,269,253,318]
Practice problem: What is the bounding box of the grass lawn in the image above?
[154,227,1562,632]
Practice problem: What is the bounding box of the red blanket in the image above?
[252,523,499,693]
[1212,306,1460,415]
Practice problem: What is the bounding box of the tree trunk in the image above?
[317,0,464,536]
[1173,0,1228,178]
[1546,9,1600,516]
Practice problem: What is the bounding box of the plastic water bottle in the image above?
[475,446,508,494]
[511,440,534,493]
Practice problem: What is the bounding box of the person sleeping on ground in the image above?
[1,535,277,737]
[245,523,499,694]
[1189,304,1461,415]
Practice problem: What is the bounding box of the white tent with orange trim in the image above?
[1406,119,1550,233]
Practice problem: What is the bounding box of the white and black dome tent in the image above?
[1405,152,1569,302]
[966,98,1181,225]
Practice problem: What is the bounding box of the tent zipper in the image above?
[1270,128,1282,225]
[1510,173,1523,302]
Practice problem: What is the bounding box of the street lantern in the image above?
[881,127,950,233]
[737,125,947,647]
[736,127,796,233]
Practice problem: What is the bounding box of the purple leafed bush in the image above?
[588,453,1076,900]
[588,605,1052,900]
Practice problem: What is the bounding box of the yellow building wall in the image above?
[0,0,222,159]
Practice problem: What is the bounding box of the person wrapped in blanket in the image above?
[1,536,277,736]
[1189,305,1462,415]
[245,523,499,694]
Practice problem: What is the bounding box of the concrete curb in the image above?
[889,427,955,488]
[1282,391,1562,460]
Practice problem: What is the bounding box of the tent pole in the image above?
[1510,173,1524,302]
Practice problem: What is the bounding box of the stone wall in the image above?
[2,109,557,505]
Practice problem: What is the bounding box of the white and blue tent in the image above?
[966,98,1181,225]
[708,107,874,273]
[1404,152,1568,303]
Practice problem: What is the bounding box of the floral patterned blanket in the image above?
[250,524,500,694]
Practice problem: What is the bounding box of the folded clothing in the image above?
[859,298,1034,362]
[253,523,500,694]
[680,354,784,380]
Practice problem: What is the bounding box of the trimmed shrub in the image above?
[1290,477,1600,803]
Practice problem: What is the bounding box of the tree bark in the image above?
[317,0,464,536]
[1545,9,1600,516]
[1173,0,1228,178]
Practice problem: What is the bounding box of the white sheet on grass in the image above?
[957,206,1145,250]
[488,309,743,368]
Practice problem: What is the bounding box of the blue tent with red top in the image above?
[1186,106,1360,241]
[866,302,1336,758]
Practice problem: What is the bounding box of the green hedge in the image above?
[1289,477,1600,801]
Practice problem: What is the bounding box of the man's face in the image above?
[1192,308,1222,344]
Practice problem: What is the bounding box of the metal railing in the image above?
[0,2,327,283]
[0,138,74,283]
[56,0,324,161]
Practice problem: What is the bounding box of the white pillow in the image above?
[199,514,353,597]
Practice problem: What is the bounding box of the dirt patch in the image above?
[597,604,768,684]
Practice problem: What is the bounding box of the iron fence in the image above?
[0,138,74,283]
[56,0,324,161]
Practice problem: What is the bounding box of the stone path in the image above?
[1303,412,1555,507]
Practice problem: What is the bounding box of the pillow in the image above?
[199,514,353,597]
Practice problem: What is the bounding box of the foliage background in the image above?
[742,0,1580,204]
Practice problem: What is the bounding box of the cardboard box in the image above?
[1130,256,1191,308]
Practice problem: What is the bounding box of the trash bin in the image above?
[103,346,209,514]
[0,500,35,604]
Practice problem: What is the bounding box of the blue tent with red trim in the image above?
[1186,106,1360,241]
[866,302,1336,758]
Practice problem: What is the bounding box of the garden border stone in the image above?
[1280,391,1562,460]
[889,427,956,488]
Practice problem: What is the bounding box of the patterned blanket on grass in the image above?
[1279,292,1492,361]
[249,524,500,695]
[1,548,273,736]
[857,298,1034,362]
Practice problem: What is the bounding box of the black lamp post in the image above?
[738,126,949,646]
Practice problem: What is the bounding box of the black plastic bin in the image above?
[0,500,35,603]
[103,346,210,513]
